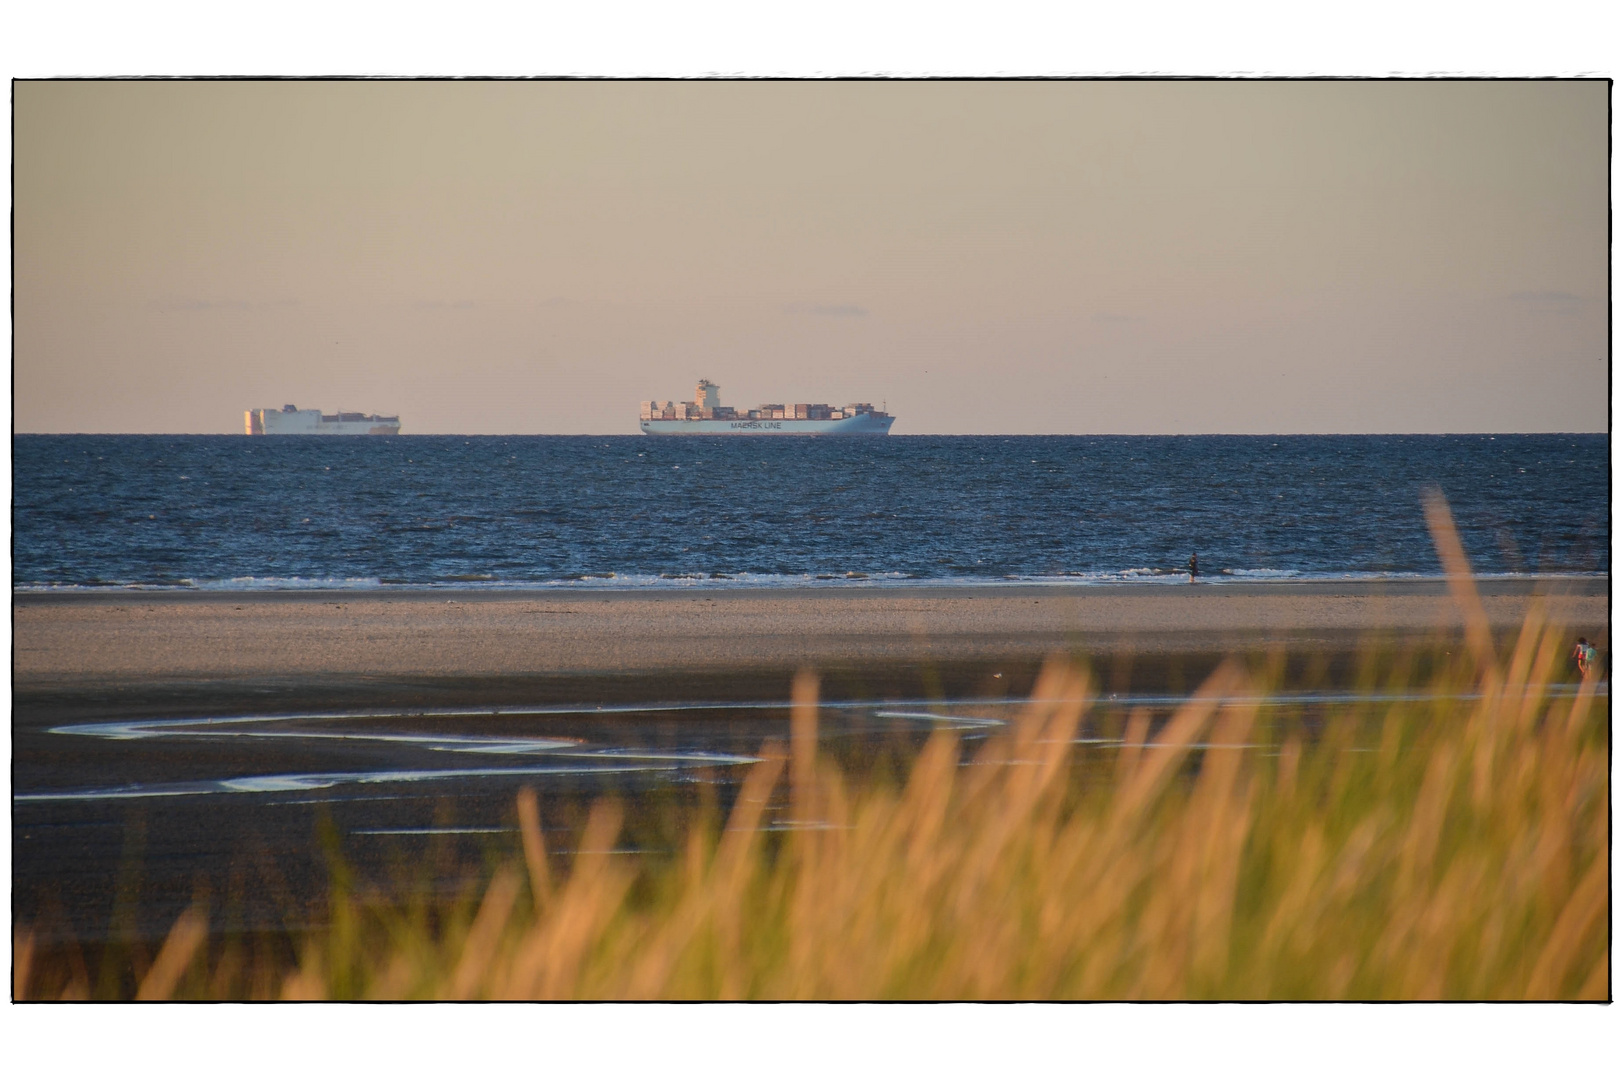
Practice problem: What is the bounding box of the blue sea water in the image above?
[10,434,1609,590]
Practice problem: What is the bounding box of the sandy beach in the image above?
[13,578,1607,685]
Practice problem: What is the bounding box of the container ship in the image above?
[246,405,401,435]
[640,380,894,436]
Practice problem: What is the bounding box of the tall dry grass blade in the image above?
[516,787,553,907]
[787,670,823,990]
[1575,955,1609,1001]
[1275,733,1302,800]
[1513,617,1566,736]
[1396,740,1458,897]
[1114,707,1150,784]
[450,867,521,999]
[791,669,820,825]
[1111,660,1244,826]
[1562,662,1599,738]
[1035,665,1089,787]
[1503,599,1545,699]
[1421,488,1496,674]
[1524,858,1609,999]
[1133,671,1262,997]
[13,929,35,1001]
[368,952,417,1001]
[698,748,786,994]
[1186,697,1260,984]
[135,905,208,1000]
[937,661,1085,943]
[508,800,631,999]
[1012,657,1076,753]
[719,746,785,860]
[715,750,791,998]
[279,951,327,1001]
[900,729,960,867]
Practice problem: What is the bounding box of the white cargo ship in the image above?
[246,405,401,435]
[640,380,894,436]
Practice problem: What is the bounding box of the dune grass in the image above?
[13,501,1609,1000]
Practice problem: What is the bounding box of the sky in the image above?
[13,78,1609,434]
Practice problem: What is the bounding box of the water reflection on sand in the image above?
[23,685,1600,806]
[13,685,1601,944]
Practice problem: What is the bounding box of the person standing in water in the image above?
[1188,552,1199,583]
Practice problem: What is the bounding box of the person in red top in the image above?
[1571,637,1596,679]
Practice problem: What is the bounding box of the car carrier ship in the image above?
[640,380,894,436]
[246,404,401,435]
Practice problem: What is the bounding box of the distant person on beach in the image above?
[1572,637,1597,679]
[1188,552,1199,583]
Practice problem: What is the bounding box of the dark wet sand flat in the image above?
[13,579,1609,686]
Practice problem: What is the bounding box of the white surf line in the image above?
[65,725,582,755]
[46,717,763,765]
[878,687,1606,728]
[50,715,306,740]
[352,826,512,836]
[30,679,1616,740]
[1070,740,1276,750]
[874,710,1009,728]
[760,820,857,832]
[44,697,1067,740]
[1096,686,1605,707]
[15,762,684,804]
[47,684,1595,755]
[1072,738,1378,753]
[560,749,762,765]
[554,848,672,856]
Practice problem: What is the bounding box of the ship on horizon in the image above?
[246,405,401,435]
[640,380,894,436]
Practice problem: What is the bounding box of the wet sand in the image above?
[14,578,1608,686]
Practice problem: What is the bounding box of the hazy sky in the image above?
[14,79,1608,434]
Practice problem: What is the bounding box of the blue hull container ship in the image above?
[640,380,894,436]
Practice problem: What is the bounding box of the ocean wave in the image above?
[191,575,387,590]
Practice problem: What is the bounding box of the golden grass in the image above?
[14,500,1609,1000]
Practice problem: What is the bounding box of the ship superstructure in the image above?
[246,405,401,435]
[640,380,893,436]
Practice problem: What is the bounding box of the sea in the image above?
[11,433,1611,589]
